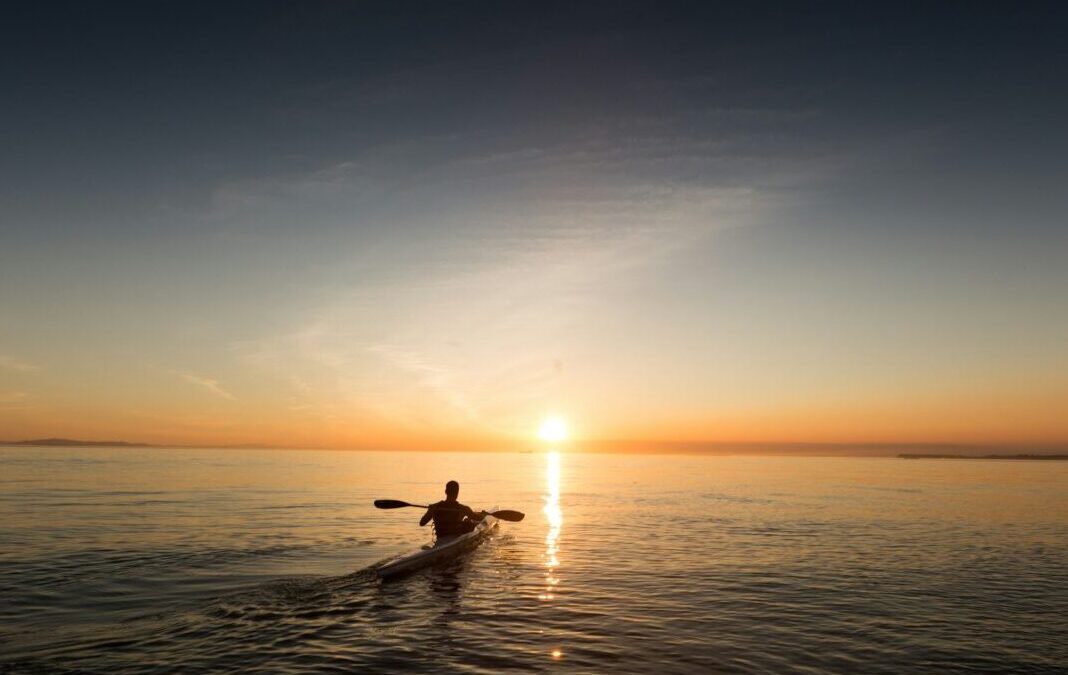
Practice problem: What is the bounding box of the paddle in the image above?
[374,499,525,522]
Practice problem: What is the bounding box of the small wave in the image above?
[702,492,775,505]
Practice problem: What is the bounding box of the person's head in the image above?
[444,480,459,500]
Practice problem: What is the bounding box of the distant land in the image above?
[0,438,273,450]
[899,453,1068,460]
[1,438,153,448]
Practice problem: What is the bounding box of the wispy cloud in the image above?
[179,373,236,401]
[214,91,826,440]
[365,343,479,422]
[0,391,29,408]
[0,355,39,372]
[222,149,770,437]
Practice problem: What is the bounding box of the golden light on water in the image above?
[540,450,562,603]
[538,416,568,443]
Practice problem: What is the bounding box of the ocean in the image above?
[1,447,1065,673]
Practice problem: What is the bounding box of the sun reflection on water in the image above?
[541,450,562,603]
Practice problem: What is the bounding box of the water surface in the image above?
[1,447,1065,672]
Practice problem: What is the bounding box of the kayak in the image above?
[376,506,499,579]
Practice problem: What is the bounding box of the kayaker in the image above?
[420,481,487,536]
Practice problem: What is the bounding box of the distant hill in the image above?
[2,438,153,448]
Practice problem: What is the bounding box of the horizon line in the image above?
[3,437,1067,456]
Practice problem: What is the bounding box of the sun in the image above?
[538,416,568,443]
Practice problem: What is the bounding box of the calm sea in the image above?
[0,447,1065,673]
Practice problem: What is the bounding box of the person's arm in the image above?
[419,504,435,526]
[459,503,486,521]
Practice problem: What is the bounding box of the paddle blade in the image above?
[490,509,525,522]
[374,499,413,509]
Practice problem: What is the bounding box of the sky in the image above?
[2,2,1067,450]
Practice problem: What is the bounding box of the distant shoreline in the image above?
[899,453,1068,460]
[1,438,153,448]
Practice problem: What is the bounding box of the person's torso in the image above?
[431,500,469,535]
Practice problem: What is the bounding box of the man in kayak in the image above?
[420,480,487,536]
